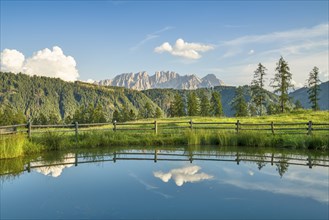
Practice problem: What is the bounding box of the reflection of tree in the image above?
[256,154,266,170]
[276,159,289,178]
[257,161,266,170]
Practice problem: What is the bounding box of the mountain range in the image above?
[96,71,225,90]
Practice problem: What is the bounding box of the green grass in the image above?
[0,134,45,159]
[0,110,328,159]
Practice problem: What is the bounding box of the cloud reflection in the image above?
[154,165,213,186]
[31,154,75,178]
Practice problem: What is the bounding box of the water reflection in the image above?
[1,147,328,219]
[154,165,213,186]
[32,153,76,177]
[220,165,329,203]
[1,148,328,180]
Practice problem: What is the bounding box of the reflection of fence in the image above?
[20,150,329,174]
[1,120,329,138]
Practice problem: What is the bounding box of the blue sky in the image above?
[1,0,328,88]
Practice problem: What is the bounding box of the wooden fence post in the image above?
[307,155,312,169]
[75,153,78,166]
[154,149,157,162]
[307,121,312,135]
[154,120,158,134]
[236,152,240,165]
[27,161,31,173]
[113,120,117,132]
[271,122,274,135]
[27,120,32,139]
[189,119,193,130]
[75,122,79,143]
[236,120,240,133]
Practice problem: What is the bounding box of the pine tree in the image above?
[294,100,303,110]
[170,93,185,117]
[200,92,211,116]
[112,110,119,122]
[139,102,154,119]
[231,86,248,117]
[93,105,106,123]
[210,91,223,117]
[307,66,321,111]
[251,63,267,115]
[154,107,163,118]
[187,92,199,116]
[129,109,136,121]
[271,56,294,113]
[120,105,131,122]
[0,105,26,125]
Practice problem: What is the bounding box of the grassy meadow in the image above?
[1,110,328,159]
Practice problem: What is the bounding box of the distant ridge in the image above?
[289,81,329,110]
[96,71,225,90]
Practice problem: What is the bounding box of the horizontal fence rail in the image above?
[0,120,328,140]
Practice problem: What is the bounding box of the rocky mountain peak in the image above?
[97,71,224,90]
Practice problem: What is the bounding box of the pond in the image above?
[1,146,328,219]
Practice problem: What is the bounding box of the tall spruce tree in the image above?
[154,107,163,118]
[139,102,154,118]
[271,56,294,113]
[170,93,185,117]
[199,91,211,116]
[210,91,223,117]
[112,110,119,122]
[251,63,267,116]
[307,66,321,111]
[187,92,199,116]
[231,86,248,117]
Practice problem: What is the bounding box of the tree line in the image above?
[232,56,322,117]
[168,91,224,117]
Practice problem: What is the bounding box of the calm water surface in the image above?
[1,146,328,219]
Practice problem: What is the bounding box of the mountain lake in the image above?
[1,146,328,219]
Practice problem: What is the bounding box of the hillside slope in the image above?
[289,81,329,110]
[0,72,159,121]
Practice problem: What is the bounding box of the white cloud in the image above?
[0,49,25,73]
[154,165,213,186]
[155,38,214,59]
[0,46,79,81]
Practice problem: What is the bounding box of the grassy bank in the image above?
[1,129,328,159]
[1,110,328,159]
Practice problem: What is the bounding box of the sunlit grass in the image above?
[0,110,328,159]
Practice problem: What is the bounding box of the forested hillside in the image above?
[0,72,160,123]
[1,72,305,125]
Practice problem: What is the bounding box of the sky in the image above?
[0,0,328,89]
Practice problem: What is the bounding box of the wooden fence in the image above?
[0,120,328,139]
